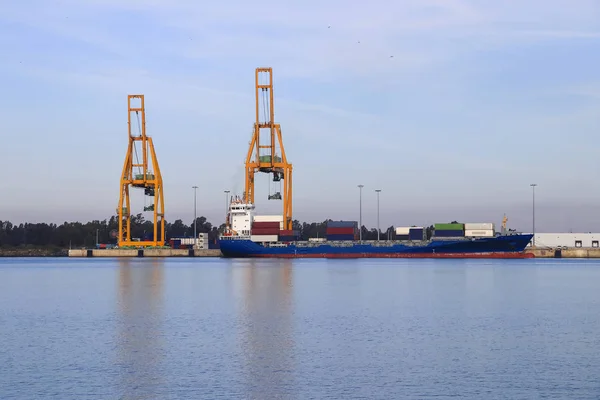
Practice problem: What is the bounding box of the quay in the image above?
[68,249,222,257]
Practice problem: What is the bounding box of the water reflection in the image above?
[233,259,296,399]
[116,258,165,399]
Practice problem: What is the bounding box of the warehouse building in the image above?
[528,233,600,248]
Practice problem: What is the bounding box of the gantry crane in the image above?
[244,67,293,230]
[116,95,165,247]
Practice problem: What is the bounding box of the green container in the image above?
[259,155,282,163]
[434,223,464,231]
[134,173,155,180]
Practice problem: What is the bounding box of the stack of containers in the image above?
[395,227,410,240]
[433,223,465,237]
[251,221,279,242]
[326,221,358,241]
[464,223,495,237]
[279,230,300,242]
[409,227,425,240]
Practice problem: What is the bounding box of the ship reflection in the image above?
[232,259,296,399]
[116,258,164,399]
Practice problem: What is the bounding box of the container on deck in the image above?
[434,223,464,231]
[326,234,355,241]
[433,230,465,237]
[326,227,355,235]
[409,228,425,240]
[251,234,278,242]
[327,221,358,229]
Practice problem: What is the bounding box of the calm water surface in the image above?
[1,258,600,399]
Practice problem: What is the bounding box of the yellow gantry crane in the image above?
[116,95,165,247]
[244,67,293,230]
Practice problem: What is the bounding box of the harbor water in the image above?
[1,258,600,399]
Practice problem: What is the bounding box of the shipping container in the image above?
[279,229,299,236]
[326,234,355,241]
[251,228,280,235]
[326,227,356,235]
[252,221,280,229]
[279,236,297,242]
[464,223,494,231]
[254,215,284,222]
[465,229,494,237]
[434,223,464,231]
[327,221,358,228]
[258,155,282,163]
[250,234,278,242]
[409,228,425,240]
[395,227,411,235]
[396,234,410,240]
[433,229,465,237]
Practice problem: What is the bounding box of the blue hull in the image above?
[218,234,535,259]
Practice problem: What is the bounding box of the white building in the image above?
[528,233,600,248]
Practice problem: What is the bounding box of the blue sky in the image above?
[0,0,599,232]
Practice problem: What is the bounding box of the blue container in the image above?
[396,234,410,240]
[327,221,358,228]
[279,236,298,242]
[326,234,355,241]
[409,228,424,240]
[433,229,464,237]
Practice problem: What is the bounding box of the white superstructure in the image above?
[226,196,255,237]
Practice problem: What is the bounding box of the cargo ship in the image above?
[218,199,535,259]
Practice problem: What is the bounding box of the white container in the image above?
[465,229,494,237]
[250,234,278,242]
[309,238,326,242]
[464,223,494,231]
[395,227,411,235]
[253,215,284,222]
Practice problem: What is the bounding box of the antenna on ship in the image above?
[244,67,293,230]
[116,94,165,247]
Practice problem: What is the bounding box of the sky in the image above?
[0,0,599,232]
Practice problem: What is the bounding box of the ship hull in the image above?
[218,234,535,259]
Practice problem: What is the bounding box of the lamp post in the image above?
[358,184,364,242]
[193,186,198,248]
[224,190,230,223]
[375,189,381,241]
[530,183,537,247]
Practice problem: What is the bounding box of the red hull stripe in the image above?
[244,252,536,259]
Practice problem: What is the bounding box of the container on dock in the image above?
[326,227,356,235]
[327,221,358,228]
[326,234,355,241]
[464,223,494,231]
[465,229,495,237]
[250,234,278,242]
[409,227,425,240]
[434,223,464,231]
[433,230,465,237]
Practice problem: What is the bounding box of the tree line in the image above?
[0,213,433,248]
